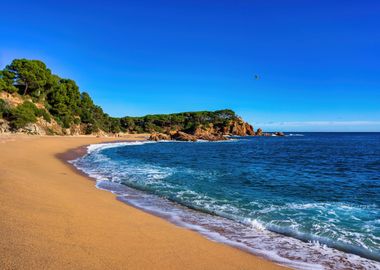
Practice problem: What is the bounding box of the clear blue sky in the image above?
[1,0,379,131]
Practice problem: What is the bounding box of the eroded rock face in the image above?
[149,118,257,142]
[0,119,10,133]
[36,117,64,135]
[149,130,228,142]
[21,123,44,135]
[256,128,263,136]
[1,118,54,135]
[229,119,245,136]
[225,118,255,136]
[245,122,255,135]
[69,125,82,136]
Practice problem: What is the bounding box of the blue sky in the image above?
[1,0,379,131]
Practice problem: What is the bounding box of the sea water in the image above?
[71,133,380,269]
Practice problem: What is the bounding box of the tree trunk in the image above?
[23,83,28,95]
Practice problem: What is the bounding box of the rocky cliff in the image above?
[149,118,257,141]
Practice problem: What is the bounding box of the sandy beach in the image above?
[0,135,288,270]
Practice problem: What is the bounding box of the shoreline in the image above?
[62,141,294,267]
[0,135,287,270]
[65,138,380,270]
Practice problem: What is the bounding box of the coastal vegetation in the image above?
[0,58,255,137]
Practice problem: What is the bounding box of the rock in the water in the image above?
[191,128,227,141]
[274,132,285,136]
[256,128,263,136]
[197,133,227,141]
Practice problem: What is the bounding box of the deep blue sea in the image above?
[72,133,380,269]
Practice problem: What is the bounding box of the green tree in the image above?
[3,59,52,97]
[8,101,39,129]
[0,70,17,93]
[0,71,5,92]
[79,92,95,123]
[46,78,81,127]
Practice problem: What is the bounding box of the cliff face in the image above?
[149,118,256,141]
[196,119,254,136]
[224,118,255,136]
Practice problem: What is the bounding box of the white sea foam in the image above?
[288,134,305,137]
[247,218,266,231]
[86,140,152,154]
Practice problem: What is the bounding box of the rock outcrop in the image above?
[0,119,10,134]
[192,127,227,141]
[171,131,198,141]
[148,118,255,142]
[255,128,263,136]
[149,133,171,141]
[149,130,228,142]
[245,122,255,135]
[224,118,254,136]
[196,133,226,141]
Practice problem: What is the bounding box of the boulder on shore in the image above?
[21,123,44,135]
[149,133,171,141]
[196,133,227,141]
[170,131,197,142]
[192,127,227,141]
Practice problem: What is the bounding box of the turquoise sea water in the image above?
[72,133,380,269]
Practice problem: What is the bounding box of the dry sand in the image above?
[0,135,289,270]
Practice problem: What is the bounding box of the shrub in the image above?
[84,123,99,134]
[0,71,18,94]
[36,108,51,123]
[8,101,39,129]
[61,115,72,129]
[0,78,5,93]
[46,128,55,135]
[73,117,81,125]
[0,99,10,118]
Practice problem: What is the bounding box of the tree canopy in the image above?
[3,59,52,97]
